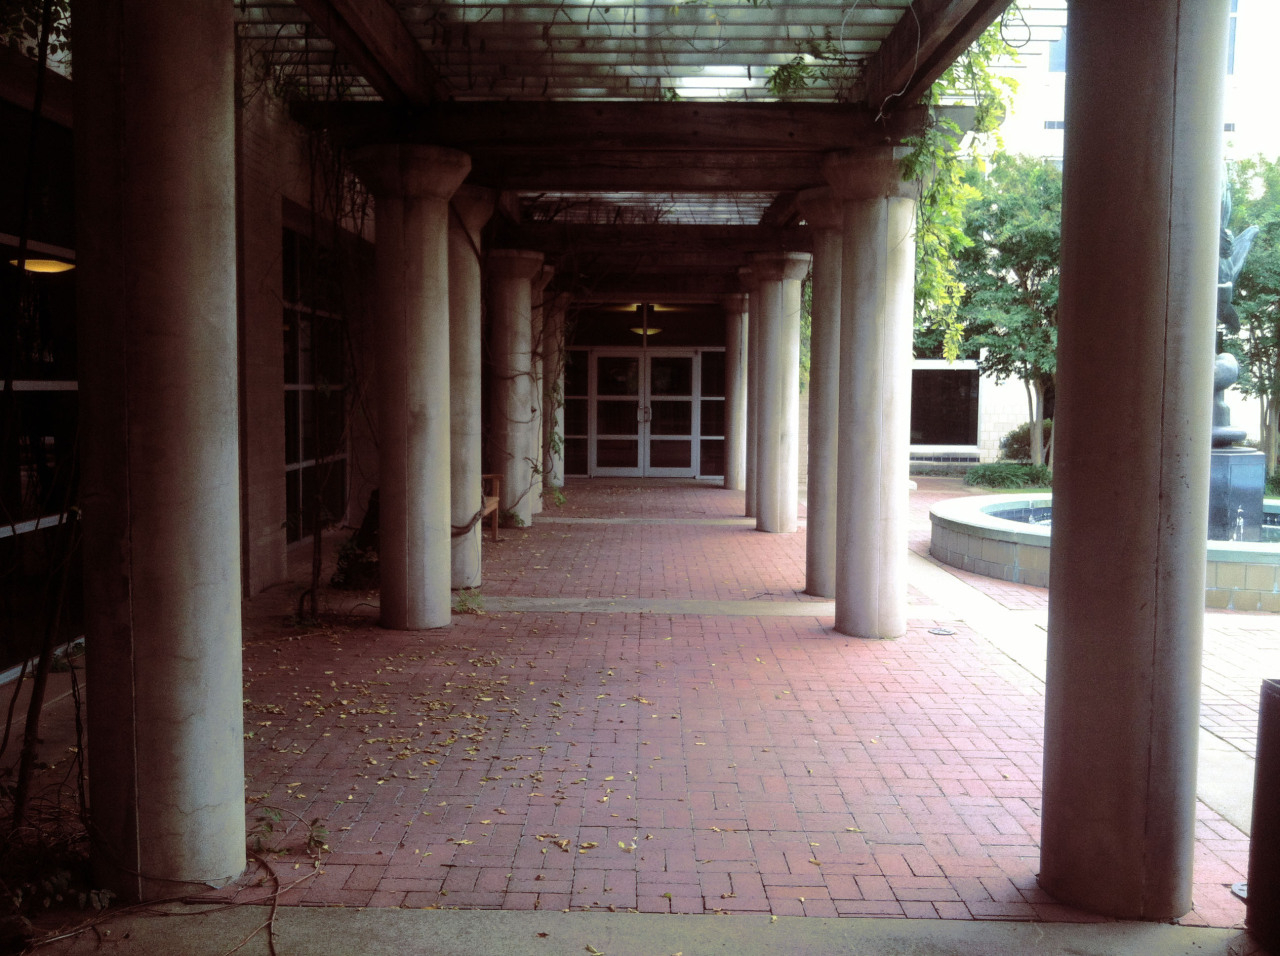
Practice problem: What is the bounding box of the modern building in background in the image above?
[911,0,1279,464]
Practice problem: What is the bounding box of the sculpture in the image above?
[1212,186,1258,448]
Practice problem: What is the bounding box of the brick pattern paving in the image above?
[205,478,1250,928]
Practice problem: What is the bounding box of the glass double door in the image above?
[593,351,697,477]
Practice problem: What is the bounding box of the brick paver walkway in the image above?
[208,478,1256,928]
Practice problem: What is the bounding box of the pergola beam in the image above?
[496,224,811,258]
[292,0,444,105]
[861,0,1014,112]
[295,101,929,153]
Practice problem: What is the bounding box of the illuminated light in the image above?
[629,327,662,336]
[9,257,75,273]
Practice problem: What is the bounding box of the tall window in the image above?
[282,228,348,544]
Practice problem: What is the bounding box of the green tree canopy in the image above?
[1225,156,1280,474]
[953,152,1062,466]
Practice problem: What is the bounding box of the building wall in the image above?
[236,73,376,595]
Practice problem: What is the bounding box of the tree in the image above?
[1225,156,1280,477]
[956,153,1062,467]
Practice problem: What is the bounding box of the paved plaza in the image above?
[189,476,1278,930]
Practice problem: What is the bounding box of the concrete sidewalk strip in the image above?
[28,905,1253,956]
[484,596,835,617]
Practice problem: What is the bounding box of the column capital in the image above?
[351,144,471,202]
[488,248,545,281]
[737,265,756,293]
[822,148,918,201]
[751,251,811,283]
[796,187,842,231]
[451,184,496,237]
[721,293,748,314]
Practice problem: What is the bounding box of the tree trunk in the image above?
[1026,378,1045,467]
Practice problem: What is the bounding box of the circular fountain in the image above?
[929,493,1280,611]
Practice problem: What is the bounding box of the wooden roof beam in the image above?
[294,101,930,153]
[293,0,444,106]
[861,0,1013,114]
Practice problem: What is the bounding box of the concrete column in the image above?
[489,250,545,528]
[530,266,555,515]
[798,188,843,597]
[1040,0,1227,920]
[73,0,245,898]
[448,185,495,590]
[352,145,470,630]
[824,150,917,640]
[543,294,571,490]
[740,267,759,517]
[722,294,748,491]
[752,252,811,533]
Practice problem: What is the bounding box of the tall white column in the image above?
[352,145,470,631]
[530,266,554,516]
[74,0,245,899]
[448,185,495,590]
[543,293,571,490]
[722,294,748,491]
[1040,0,1227,920]
[798,188,842,597]
[489,250,545,528]
[825,151,917,640]
[752,252,811,533]
[740,267,759,517]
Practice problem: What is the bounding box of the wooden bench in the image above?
[481,474,502,542]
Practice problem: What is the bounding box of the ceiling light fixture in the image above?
[9,257,75,273]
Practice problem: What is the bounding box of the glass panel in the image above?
[315,314,345,386]
[910,369,980,445]
[597,439,638,468]
[597,400,638,435]
[649,356,692,396]
[565,438,588,475]
[285,470,301,543]
[565,349,588,396]
[300,390,315,462]
[564,398,588,436]
[700,399,725,437]
[298,317,314,385]
[316,388,346,460]
[283,310,300,385]
[649,440,691,469]
[701,351,726,397]
[650,400,692,436]
[699,439,725,477]
[284,393,300,465]
[597,356,639,396]
[318,458,347,527]
[3,391,77,523]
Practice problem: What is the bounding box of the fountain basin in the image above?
[929,493,1280,612]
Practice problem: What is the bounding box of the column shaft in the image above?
[543,295,570,490]
[448,186,495,590]
[826,150,918,640]
[1040,0,1227,919]
[722,295,748,491]
[799,189,842,597]
[354,145,470,630]
[753,253,811,533]
[74,0,245,898]
[741,268,759,517]
[489,250,545,528]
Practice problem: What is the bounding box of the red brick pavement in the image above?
[204,478,1248,928]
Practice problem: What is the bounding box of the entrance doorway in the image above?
[563,348,725,479]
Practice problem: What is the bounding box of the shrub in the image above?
[1267,473,1280,498]
[999,419,1052,462]
[965,461,1052,489]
